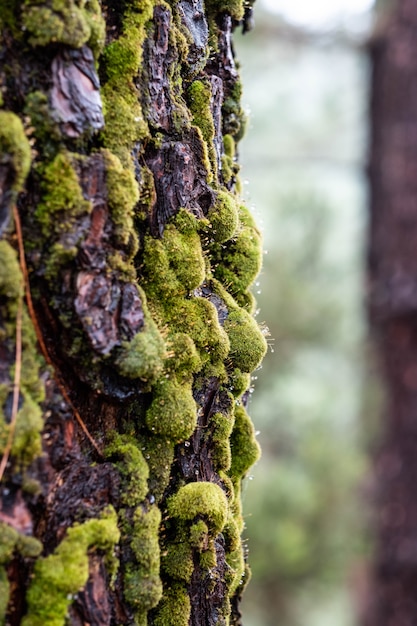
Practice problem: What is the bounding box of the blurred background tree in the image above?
[233,3,375,625]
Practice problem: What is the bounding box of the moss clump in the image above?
[210,411,234,472]
[204,0,244,20]
[105,434,149,506]
[224,308,266,373]
[222,80,247,141]
[189,519,209,549]
[24,91,61,161]
[161,532,194,583]
[228,368,250,398]
[229,405,261,480]
[0,240,23,302]
[102,148,139,252]
[139,435,175,504]
[22,0,105,58]
[168,482,228,534]
[142,212,206,301]
[152,583,191,626]
[100,0,154,161]
[207,189,239,243]
[35,151,91,237]
[211,204,262,304]
[165,333,201,382]
[22,507,120,626]
[123,504,163,620]
[114,289,166,386]
[0,111,31,193]
[146,377,196,442]
[187,79,216,180]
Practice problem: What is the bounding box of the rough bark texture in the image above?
[367,1,417,624]
[0,1,266,625]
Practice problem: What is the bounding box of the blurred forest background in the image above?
[234,3,375,625]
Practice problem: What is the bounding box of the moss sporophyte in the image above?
[0,0,266,622]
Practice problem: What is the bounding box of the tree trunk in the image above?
[0,1,266,625]
[367,1,417,624]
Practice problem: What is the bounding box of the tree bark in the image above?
[0,1,266,625]
[367,1,417,624]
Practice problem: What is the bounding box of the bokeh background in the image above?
[234,2,378,624]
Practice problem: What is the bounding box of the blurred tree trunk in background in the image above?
[367,1,417,623]
[0,1,266,625]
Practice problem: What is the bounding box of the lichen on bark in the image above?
[0,0,266,624]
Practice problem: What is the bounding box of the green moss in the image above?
[223,133,235,159]
[163,220,206,292]
[189,519,209,549]
[226,542,245,595]
[172,298,230,367]
[199,542,217,570]
[35,151,91,238]
[101,83,147,165]
[168,482,228,534]
[100,0,154,159]
[207,189,239,243]
[24,91,61,161]
[124,504,163,618]
[228,368,250,398]
[0,241,24,301]
[0,522,42,623]
[0,112,31,193]
[0,521,42,562]
[221,134,237,184]
[0,0,21,39]
[165,333,201,382]
[142,219,206,303]
[102,148,139,252]
[212,204,262,302]
[0,566,9,623]
[114,285,165,385]
[139,435,175,503]
[7,392,43,466]
[210,411,234,472]
[229,405,260,480]
[83,0,106,59]
[146,377,196,442]
[105,434,149,506]
[22,0,105,57]
[222,80,247,141]
[0,242,45,470]
[204,0,244,20]
[162,533,194,582]
[22,507,120,626]
[152,583,191,626]
[224,308,266,373]
[187,79,216,180]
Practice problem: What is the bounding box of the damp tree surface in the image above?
[0,1,267,624]
[367,1,417,624]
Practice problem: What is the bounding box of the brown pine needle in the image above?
[12,204,103,458]
[0,297,23,482]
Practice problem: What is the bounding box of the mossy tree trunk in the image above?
[0,1,266,625]
[367,1,417,624]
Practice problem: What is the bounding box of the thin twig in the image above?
[0,296,22,481]
[11,204,103,458]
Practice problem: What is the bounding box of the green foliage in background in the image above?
[234,7,371,626]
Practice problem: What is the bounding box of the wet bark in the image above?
[367,1,417,624]
[0,1,264,625]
